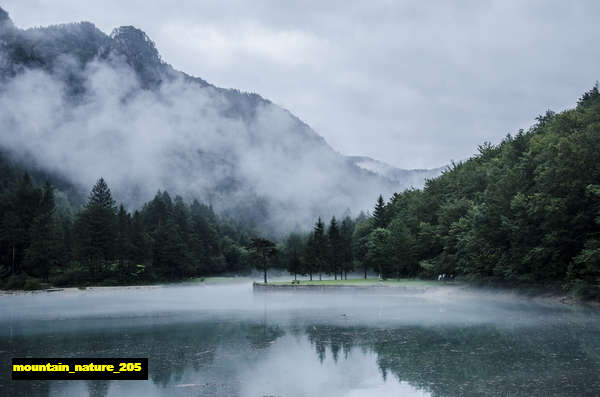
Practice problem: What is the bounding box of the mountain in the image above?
[0,8,439,234]
[346,156,445,189]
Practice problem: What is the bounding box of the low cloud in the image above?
[6,0,595,168]
[0,54,390,232]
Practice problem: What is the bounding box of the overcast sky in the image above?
[3,0,599,169]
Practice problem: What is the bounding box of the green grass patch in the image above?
[267,278,440,287]
[188,276,251,284]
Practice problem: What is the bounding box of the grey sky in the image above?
[3,0,599,168]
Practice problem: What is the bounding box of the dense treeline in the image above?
[282,215,356,281]
[3,87,600,294]
[0,170,259,289]
[291,86,600,297]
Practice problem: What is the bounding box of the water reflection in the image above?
[1,285,599,396]
[305,324,600,396]
[1,318,431,397]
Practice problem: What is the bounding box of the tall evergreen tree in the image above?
[373,195,387,229]
[116,204,133,278]
[313,218,328,281]
[23,182,59,281]
[327,217,343,280]
[152,218,187,279]
[340,216,355,280]
[76,177,117,279]
[13,173,42,274]
[189,199,218,274]
[352,218,373,279]
[0,209,23,275]
[130,210,148,267]
[304,233,317,281]
[285,233,305,280]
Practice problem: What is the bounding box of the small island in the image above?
[253,277,444,291]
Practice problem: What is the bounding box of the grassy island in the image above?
[255,277,444,288]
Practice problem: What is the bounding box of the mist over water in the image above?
[2,283,599,396]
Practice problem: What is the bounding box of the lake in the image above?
[1,281,599,396]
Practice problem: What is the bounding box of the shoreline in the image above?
[252,281,438,292]
[0,284,165,295]
[0,276,252,295]
[252,280,599,307]
[1,278,597,307]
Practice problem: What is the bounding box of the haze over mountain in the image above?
[0,7,441,233]
[346,156,445,188]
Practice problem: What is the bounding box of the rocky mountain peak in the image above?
[106,25,165,85]
[109,26,162,65]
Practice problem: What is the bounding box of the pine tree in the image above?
[313,218,327,281]
[0,209,22,275]
[11,173,42,274]
[130,210,148,266]
[189,199,218,274]
[76,177,117,279]
[327,217,342,280]
[173,196,190,239]
[352,218,373,279]
[285,233,305,280]
[304,233,316,281]
[288,251,302,281]
[153,219,187,279]
[116,204,133,279]
[144,190,172,232]
[340,216,355,280]
[373,195,387,229]
[23,182,59,281]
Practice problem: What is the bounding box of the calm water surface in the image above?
[1,282,599,396]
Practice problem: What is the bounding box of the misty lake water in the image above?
[1,281,600,397]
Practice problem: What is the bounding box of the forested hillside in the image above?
[293,87,600,298]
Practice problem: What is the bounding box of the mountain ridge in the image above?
[0,7,441,233]
[346,156,445,188]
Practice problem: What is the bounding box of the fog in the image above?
[5,1,600,170]
[0,282,593,332]
[2,283,600,396]
[0,49,396,232]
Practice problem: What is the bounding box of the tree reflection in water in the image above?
[2,318,600,396]
[304,323,600,396]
